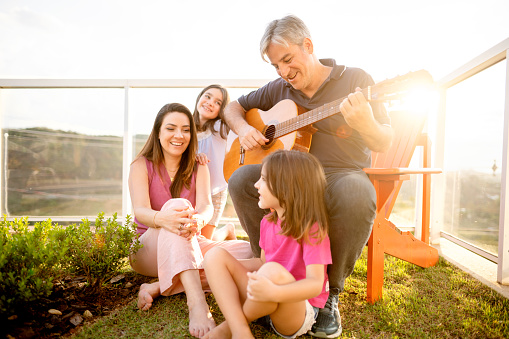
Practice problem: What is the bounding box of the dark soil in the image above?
[1,272,154,339]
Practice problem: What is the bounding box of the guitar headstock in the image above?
[367,70,435,102]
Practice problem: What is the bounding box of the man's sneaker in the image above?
[308,289,342,338]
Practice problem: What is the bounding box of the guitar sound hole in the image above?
[262,125,276,150]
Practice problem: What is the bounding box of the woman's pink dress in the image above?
[129,158,253,295]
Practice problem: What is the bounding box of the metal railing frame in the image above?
[0,79,270,223]
[433,37,509,284]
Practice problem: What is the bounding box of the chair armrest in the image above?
[363,168,442,176]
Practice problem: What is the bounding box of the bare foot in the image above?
[137,283,160,311]
[212,223,237,241]
[188,301,216,338]
[203,320,254,339]
[224,223,237,240]
[202,322,232,339]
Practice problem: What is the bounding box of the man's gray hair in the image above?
[260,15,311,62]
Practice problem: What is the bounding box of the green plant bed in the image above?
[1,213,143,338]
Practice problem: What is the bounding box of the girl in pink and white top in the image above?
[193,84,236,241]
[203,150,332,339]
[128,103,252,338]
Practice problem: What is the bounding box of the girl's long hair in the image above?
[134,103,198,197]
[192,84,230,139]
[263,150,329,244]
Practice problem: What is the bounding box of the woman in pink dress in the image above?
[128,103,252,338]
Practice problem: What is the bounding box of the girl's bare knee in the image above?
[257,261,295,284]
[203,246,228,269]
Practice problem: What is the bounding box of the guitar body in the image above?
[222,70,434,182]
[223,99,314,181]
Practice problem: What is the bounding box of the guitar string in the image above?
[273,95,346,138]
[272,77,414,138]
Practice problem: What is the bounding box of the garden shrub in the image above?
[59,213,142,292]
[0,217,69,316]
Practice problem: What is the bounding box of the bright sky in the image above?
[0,0,508,82]
[0,0,508,173]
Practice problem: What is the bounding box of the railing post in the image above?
[498,51,509,285]
[0,90,4,215]
[431,87,447,244]
[122,84,132,223]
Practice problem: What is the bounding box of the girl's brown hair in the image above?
[134,103,198,197]
[192,84,230,139]
[262,150,329,244]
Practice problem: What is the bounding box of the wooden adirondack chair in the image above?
[363,110,441,304]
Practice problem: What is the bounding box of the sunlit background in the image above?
[1,0,508,258]
[1,1,507,82]
[1,0,508,136]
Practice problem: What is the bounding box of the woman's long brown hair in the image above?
[134,103,198,197]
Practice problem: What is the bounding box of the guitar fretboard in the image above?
[269,69,431,139]
[273,89,367,138]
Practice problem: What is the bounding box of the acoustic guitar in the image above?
[223,70,434,181]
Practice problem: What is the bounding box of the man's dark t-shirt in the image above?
[237,59,390,171]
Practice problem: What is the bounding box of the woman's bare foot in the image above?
[188,299,216,338]
[137,282,160,311]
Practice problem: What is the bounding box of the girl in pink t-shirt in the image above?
[203,150,332,339]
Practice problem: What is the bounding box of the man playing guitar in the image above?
[225,15,393,338]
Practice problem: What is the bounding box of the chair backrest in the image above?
[371,110,428,216]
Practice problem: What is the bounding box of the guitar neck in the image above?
[273,88,370,139]
[271,69,433,139]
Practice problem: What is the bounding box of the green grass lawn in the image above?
[71,249,509,338]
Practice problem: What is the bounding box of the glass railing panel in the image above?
[389,177,418,230]
[387,146,422,232]
[441,61,507,256]
[0,88,125,217]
